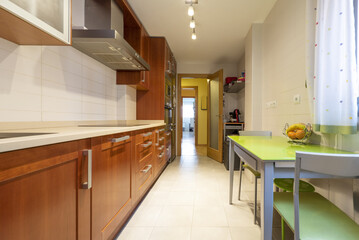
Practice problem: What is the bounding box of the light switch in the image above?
[293,94,301,104]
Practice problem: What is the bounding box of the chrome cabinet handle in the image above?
[141,164,152,173]
[158,153,164,158]
[142,141,152,148]
[155,130,160,146]
[159,137,165,142]
[111,135,130,143]
[141,79,145,83]
[142,132,152,137]
[159,129,165,133]
[166,132,171,136]
[81,150,92,189]
[158,146,164,151]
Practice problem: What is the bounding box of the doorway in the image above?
[181,97,196,155]
[177,70,223,161]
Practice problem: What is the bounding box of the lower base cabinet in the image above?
[0,139,91,240]
[91,133,133,240]
[0,126,168,240]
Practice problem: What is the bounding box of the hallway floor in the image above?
[116,154,261,240]
[181,131,207,156]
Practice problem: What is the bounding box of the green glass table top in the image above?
[228,136,353,161]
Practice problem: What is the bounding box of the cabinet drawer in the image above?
[101,133,132,150]
[135,157,153,197]
[136,151,153,172]
[136,140,153,160]
[155,149,165,167]
[135,130,154,144]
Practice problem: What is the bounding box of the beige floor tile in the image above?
[148,227,191,240]
[120,142,258,239]
[192,205,228,227]
[224,204,256,227]
[151,180,176,192]
[229,226,261,240]
[127,205,163,227]
[116,227,153,240]
[155,206,193,227]
[167,191,195,205]
[191,227,232,240]
[141,190,170,206]
[171,180,197,192]
[194,191,223,206]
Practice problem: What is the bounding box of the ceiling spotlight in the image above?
[188,5,194,16]
[190,17,195,28]
[192,29,197,40]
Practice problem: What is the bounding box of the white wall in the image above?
[261,0,309,136]
[0,38,134,121]
[244,0,359,222]
[117,85,136,120]
[244,24,263,130]
[177,62,238,79]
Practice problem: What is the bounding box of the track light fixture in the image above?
[188,5,194,16]
[192,29,197,40]
[185,0,198,39]
[190,17,195,28]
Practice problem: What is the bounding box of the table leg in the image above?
[229,140,234,204]
[261,162,274,240]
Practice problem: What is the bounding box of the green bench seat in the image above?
[273,192,359,240]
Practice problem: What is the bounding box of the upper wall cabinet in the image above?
[0,0,71,45]
[116,0,151,90]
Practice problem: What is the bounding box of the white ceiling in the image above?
[127,0,277,65]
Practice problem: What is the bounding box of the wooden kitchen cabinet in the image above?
[137,37,177,120]
[116,0,150,90]
[0,139,91,240]
[153,127,166,177]
[0,125,168,240]
[0,0,71,45]
[91,132,133,240]
[132,129,155,202]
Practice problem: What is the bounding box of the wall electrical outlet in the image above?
[266,100,277,108]
[293,94,301,104]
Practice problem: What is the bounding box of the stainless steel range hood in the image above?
[72,0,149,71]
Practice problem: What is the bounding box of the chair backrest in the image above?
[296,151,359,177]
[238,131,272,136]
[293,151,359,240]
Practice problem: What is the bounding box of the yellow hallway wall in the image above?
[181,78,208,145]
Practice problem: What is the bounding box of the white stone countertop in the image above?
[0,120,166,153]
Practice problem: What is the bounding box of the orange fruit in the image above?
[295,129,305,139]
[287,131,297,139]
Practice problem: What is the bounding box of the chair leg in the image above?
[281,218,285,240]
[254,176,258,225]
[238,158,243,200]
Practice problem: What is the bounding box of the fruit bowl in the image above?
[283,123,312,144]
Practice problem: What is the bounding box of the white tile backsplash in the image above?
[0,38,134,122]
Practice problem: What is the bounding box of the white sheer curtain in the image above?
[306,0,359,134]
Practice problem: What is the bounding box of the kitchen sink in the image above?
[78,124,148,127]
[0,132,55,139]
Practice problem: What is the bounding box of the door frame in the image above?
[177,73,213,156]
[176,72,223,156]
[181,86,198,146]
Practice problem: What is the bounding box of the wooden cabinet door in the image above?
[91,133,133,240]
[0,0,71,45]
[0,139,91,240]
